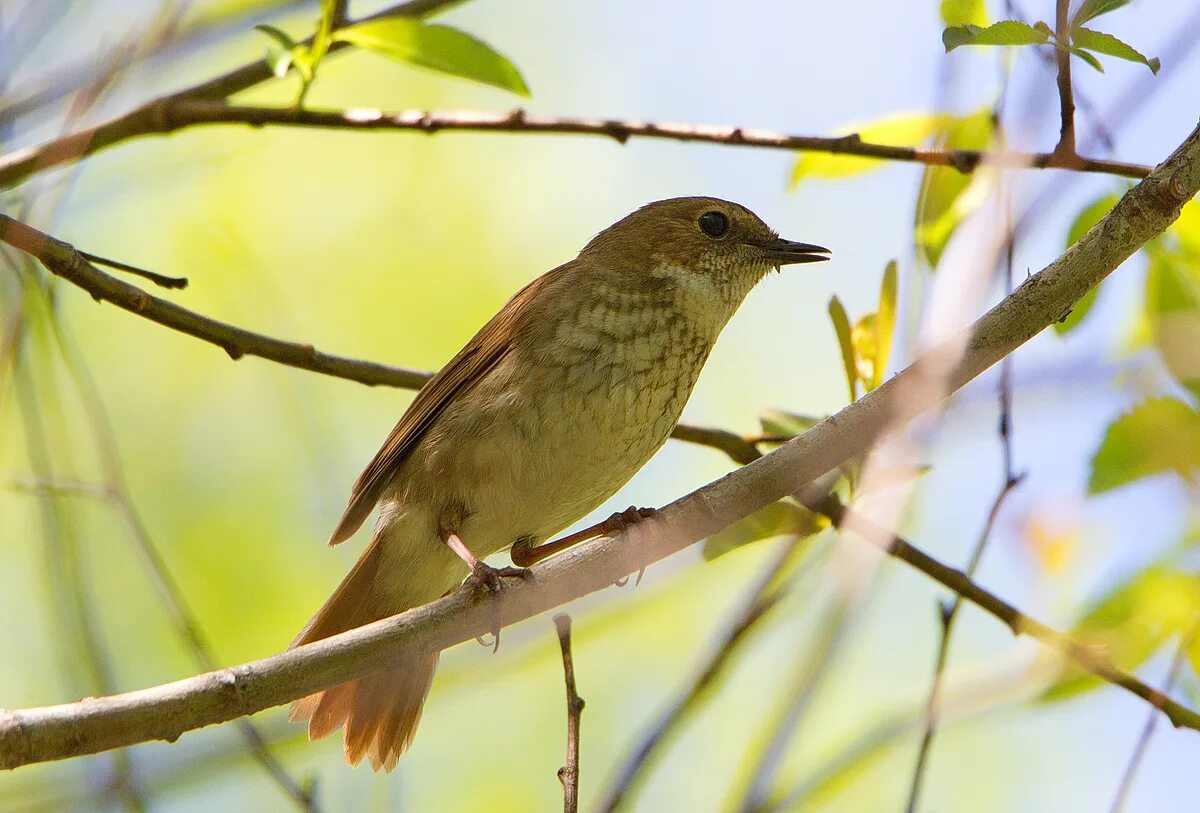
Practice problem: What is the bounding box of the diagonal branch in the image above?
[0,120,1197,771]
[0,102,1153,192]
[0,213,759,462]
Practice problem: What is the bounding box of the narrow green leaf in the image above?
[255,23,297,51]
[1089,398,1200,494]
[943,20,1051,53]
[1055,193,1120,334]
[1073,27,1161,73]
[914,108,994,268]
[1070,46,1106,73]
[335,19,530,96]
[940,0,987,27]
[1072,0,1131,26]
[872,260,898,390]
[828,296,858,402]
[790,112,954,185]
[702,501,824,561]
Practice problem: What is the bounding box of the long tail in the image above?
[289,534,439,771]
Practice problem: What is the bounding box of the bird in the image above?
[289,196,830,770]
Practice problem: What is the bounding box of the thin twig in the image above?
[1053,0,1077,159]
[0,121,1197,768]
[1108,616,1200,813]
[736,588,860,813]
[38,101,1152,183]
[598,537,807,812]
[554,614,583,813]
[77,251,187,289]
[45,312,318,811]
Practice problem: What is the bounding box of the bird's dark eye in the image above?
[698,211,729,238]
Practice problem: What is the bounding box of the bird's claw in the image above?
[465,562,533,653]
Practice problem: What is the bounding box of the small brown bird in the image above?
[289,196,829,769]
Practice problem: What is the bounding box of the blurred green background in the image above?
[2,1,1199,811]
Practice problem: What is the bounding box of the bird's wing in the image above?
[327,264,568,545]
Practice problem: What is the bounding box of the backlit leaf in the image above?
[940,0,987,27]
[1043,565,1200,701]
[915,108,994,268]
[702,501,825,561]
[1145,239,1200,397]
[1089,398,1200,494]
[336,18,530,96]
[873,260,898,389]
[759,410,826,440]
[791,113,955,185]
[828,296,858,402]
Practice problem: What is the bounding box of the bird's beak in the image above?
[750,237,832,265]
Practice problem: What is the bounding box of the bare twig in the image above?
[554,614,583,813]
[77,251,187,289]
[1108,616,1200,813]
[0,120,1197,767]
[598,538,807,812]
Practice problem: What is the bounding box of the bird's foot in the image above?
[465,562,532,653]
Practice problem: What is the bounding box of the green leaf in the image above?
[828,296,858,402]
[255,23,297,51]
[791,113,955,185]
[940,0,987,27]
[1145,239,1200,396]
[335,19,530,96]
[943,20,1051,53]
[1043,565,1200,702]
[1070,46,1105,73]
[1089,398,1200,494]
[702,501,824,561]
[1072,27,1160,73]
[1072,0,1131,26]
[1054,193,1120,334]
[872,261,898,390]
[914,108,994,268]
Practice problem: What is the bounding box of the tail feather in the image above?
[289,532,439,770]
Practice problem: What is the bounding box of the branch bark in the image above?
[0,102,1152,192]
[0,122,1196,773]
[554,615,583,813]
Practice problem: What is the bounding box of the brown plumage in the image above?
[289,197,829,769]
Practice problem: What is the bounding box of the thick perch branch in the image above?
[0,102,1151,190]
[0,122,1196,769]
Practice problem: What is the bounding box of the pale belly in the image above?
[373,324,711,602]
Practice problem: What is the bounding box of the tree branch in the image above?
[0,213,761,463]
[0,102,1152,193]
[0,120,1196,770]
[554,614,583,813]
[1053,0,1078,159]
[0,0,464,191]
